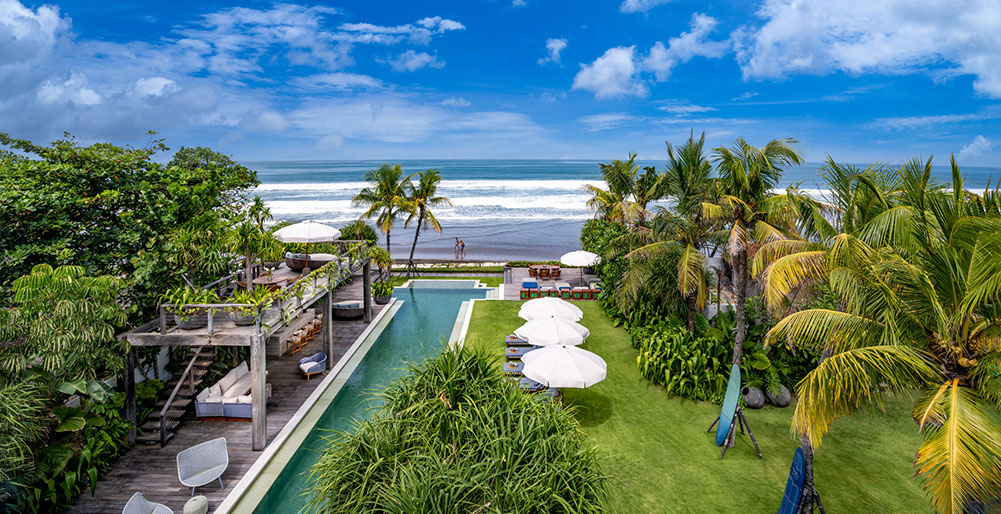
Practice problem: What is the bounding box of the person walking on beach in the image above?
[459,239,466,259]
[454,237,460,258]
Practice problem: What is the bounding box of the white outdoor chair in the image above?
[123,492,173,514]
[176,437,228,497]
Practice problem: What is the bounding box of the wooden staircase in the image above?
[137,347,216,446]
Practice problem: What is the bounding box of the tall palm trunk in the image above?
[732,247,748,366]
[385,230,391,255]
[406,207,425,277]
[686,294,696,333]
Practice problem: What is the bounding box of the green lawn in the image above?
[390,276,504,287]
[464,300,930,513]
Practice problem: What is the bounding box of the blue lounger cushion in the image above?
[505,346,537,359]
[506,334,530,346]
[504,361,525,374]
[519,377,544,391]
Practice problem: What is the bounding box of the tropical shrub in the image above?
[306,348,606,513]
[630,318,730,403]
[371,280,394,297]
[339,220,379,244]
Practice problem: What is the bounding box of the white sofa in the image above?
[194,362,269,419]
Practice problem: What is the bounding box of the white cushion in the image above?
[333,301,361,309]
[203,395,224,404]
[196,388,210,401]
[224,372,252,397]
[218,370,238,392]
[299,362,316,373]
[221,396,242,404]
[236,395,252,404]
[209,384,222,397]
[233,361,249,377]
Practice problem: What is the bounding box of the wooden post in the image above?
[125,346,136,446]
[250,321,267,451]
[362,260,373,323]
[324,291,335,370]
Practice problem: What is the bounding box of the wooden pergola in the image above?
[121,241,373,450]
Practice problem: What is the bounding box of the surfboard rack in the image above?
[707,405,762,459]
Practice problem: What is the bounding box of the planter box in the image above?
[174,311,208,330]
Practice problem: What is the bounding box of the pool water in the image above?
[252,286,488,513]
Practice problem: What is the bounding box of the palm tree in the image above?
[615,132,716,332]
[585,153,664,229]
[703,137,804,365]
[764,157,1001,514]
[403,169,452,277]
[353,164,411,254]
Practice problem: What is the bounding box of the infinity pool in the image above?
[251,284,489,513]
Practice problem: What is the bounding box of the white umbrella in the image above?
[522,345,607,388]
[560,250,601,286]
[514,318,589,346]
[273,220,341,259]
[518,297,583,322]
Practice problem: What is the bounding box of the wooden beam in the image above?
[362,260,372,323]
[250,321,267,451]
[125,347,136,447]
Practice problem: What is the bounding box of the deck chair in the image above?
[177,437,228,496]
[123,492,172,514]
[706,365,762,459]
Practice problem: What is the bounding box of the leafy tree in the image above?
[764,158,1001,514]
[585,153,664,229]
[703,137,804,366]
[0,133,258,316]
[402,169,452,276]
[339,220,379,245]
[353,164,410,253]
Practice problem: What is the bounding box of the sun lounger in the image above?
[505,346,537,360]
[518,377,544,392]
[555,281,572,300]
[504,361,525,374]
[521,278,540,300]
[506,334,531,346]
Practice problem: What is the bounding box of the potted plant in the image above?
[372,280,393,304]
[160,286,221,330]
[229,287,273,326]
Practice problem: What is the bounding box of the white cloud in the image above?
[512,0,527,6]
[0,0,64,73]
[441,96,471,107]
[619,0,674,14]
[538,38,568,65]
[574,14,726,98]
[735,0,1001,97]
[291,72,383,90]
[871,106,1001,130]
[572,46,646,98]
[578,113,636,131]
[731,91,759,101]
[657,101,715,113]
[341,16,464,46]
[958,135,992,160]
[37,73,102,106]
[416,16,465,32]
[387,50,443,72]
[134,76,178,97]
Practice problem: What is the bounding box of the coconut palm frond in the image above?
[753,220,787,245]
[727,221,747,257]
[751,239,822,277]
[765,308,886,353]
[761,251,828,313]
[792,345,939,446]
[677,244,707,310]
[914,380,1001,514]
[858,205,916,249]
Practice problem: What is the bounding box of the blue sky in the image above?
[2,0,1000,165]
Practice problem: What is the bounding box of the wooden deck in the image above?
[502,267,598,300]
[69,276,384,514]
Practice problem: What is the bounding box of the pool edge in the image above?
[215,298,404,514]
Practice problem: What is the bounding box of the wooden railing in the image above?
[160,346,205,447]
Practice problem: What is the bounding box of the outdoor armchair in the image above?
[176,437,228,497]
[123,492,172,514]
[299,352,327,380]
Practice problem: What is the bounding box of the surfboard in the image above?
[715,364,741,446]
[778,447,807,514]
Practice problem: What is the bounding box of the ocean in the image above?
[248,159,1001,261]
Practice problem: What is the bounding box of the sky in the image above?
[2,0,1000,165]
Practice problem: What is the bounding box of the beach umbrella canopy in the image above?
[272,220,341,243]
[514,318,589,346]
[518,297,583,322]
[560,250,601,267]
[560,250,601,286]
[522,345,606,388]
